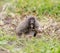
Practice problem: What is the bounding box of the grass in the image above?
[0,0,60,19]
[0,29,60,53]
[0,36,60,53]
[14,0,60,19]
[0,0,60,53]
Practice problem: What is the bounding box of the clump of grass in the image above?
[12,0,60,19]
[22,37,60,53]
[0,0,60,19]
[0,32,60,53]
